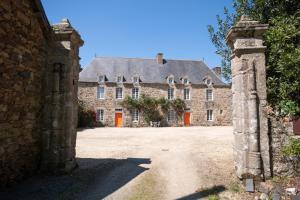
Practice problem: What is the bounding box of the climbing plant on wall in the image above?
[121,95,186,124]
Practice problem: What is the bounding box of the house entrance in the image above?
[115,110,123,127]
[184,112,190,126]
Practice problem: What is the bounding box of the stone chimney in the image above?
[212,67,222,77]
[156,53,164,64]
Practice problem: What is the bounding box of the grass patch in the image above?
[228,181,241,193]
[271,175,288,183]
[128,171,163,200]
[208,194,219,200]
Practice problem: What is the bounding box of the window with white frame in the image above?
[207,110,213,121]
[183,78,189,84]
[97,86,105,99]
[132,109,139,122]
[96,109,104,122]
[132,87,139,99]
[206,89,213,101]
[168,76,174,84]
[184,88,190,100]
[133,76,139,84]
[116,87,123,99]
[168,88,174,100]
[206,78,212,85]
[167,110,176,121]
[117,76,123,83]
[98,75,105,83]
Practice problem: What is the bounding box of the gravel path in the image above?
[75,126,239,200]
[1,126,247,200]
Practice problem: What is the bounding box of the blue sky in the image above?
[41,0,232,68]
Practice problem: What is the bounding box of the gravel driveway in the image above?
[75,126,239,200]
[2,126,249,200]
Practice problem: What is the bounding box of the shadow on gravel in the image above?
[176,185,226,200]
[0,157,151,200]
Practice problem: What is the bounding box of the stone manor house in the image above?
[78,54,232,127]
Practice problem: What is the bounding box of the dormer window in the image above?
[167,76,174,84]
[206,79,212,85]
[182,78,189,85]
[98,75,105,83]
[133,76,139,84]
[203,76,212,86]
[117,76,123,83]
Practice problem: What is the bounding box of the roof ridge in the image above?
[94,56,205,63]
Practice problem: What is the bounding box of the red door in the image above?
[184,112,190,126]
[115,113,123,127]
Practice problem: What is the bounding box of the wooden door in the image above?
[115,113,123,127]
[184,112,190,126]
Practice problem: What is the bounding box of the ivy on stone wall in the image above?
[121,95,186,124]
[78,99,95,127]
[282,138,300,157]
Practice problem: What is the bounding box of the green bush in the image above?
[78,100,95,128]
[282,138,300,157]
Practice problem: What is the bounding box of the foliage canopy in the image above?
[208,0,300,117]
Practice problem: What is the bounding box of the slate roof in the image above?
[79,57,227,86]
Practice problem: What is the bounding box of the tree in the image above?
[208,0,300,117]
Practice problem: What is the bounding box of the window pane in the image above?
[99,76,104,82]
[207,110,213,121]
[184,88,190,100]
[206,89,213,101]
[116,88,123,99]
[183,78,188,84]
[100,110,104,121]
[117,76,122,82]
[168,110,175,121]
[168,88,174,100]
[97,87,105,99]
[97,109,104,122]
[132,109,139,122]
[133,77,139,83]
[132,88,139,99]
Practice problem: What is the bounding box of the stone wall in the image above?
[270,116,300,177]
[78,82,232,127]
[0,0,83,187]
[0,0,49,186]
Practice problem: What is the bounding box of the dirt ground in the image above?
[1,126,251,200]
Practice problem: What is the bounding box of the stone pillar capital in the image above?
[52,19,84,48]
[226,16,268,57]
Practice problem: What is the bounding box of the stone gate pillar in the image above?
[226,16,271,179]
[42,19,83,173]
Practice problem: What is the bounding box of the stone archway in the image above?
[226,16,271,179]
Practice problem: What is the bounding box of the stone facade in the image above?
[0,0,83,187]
[78,82,232,127]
